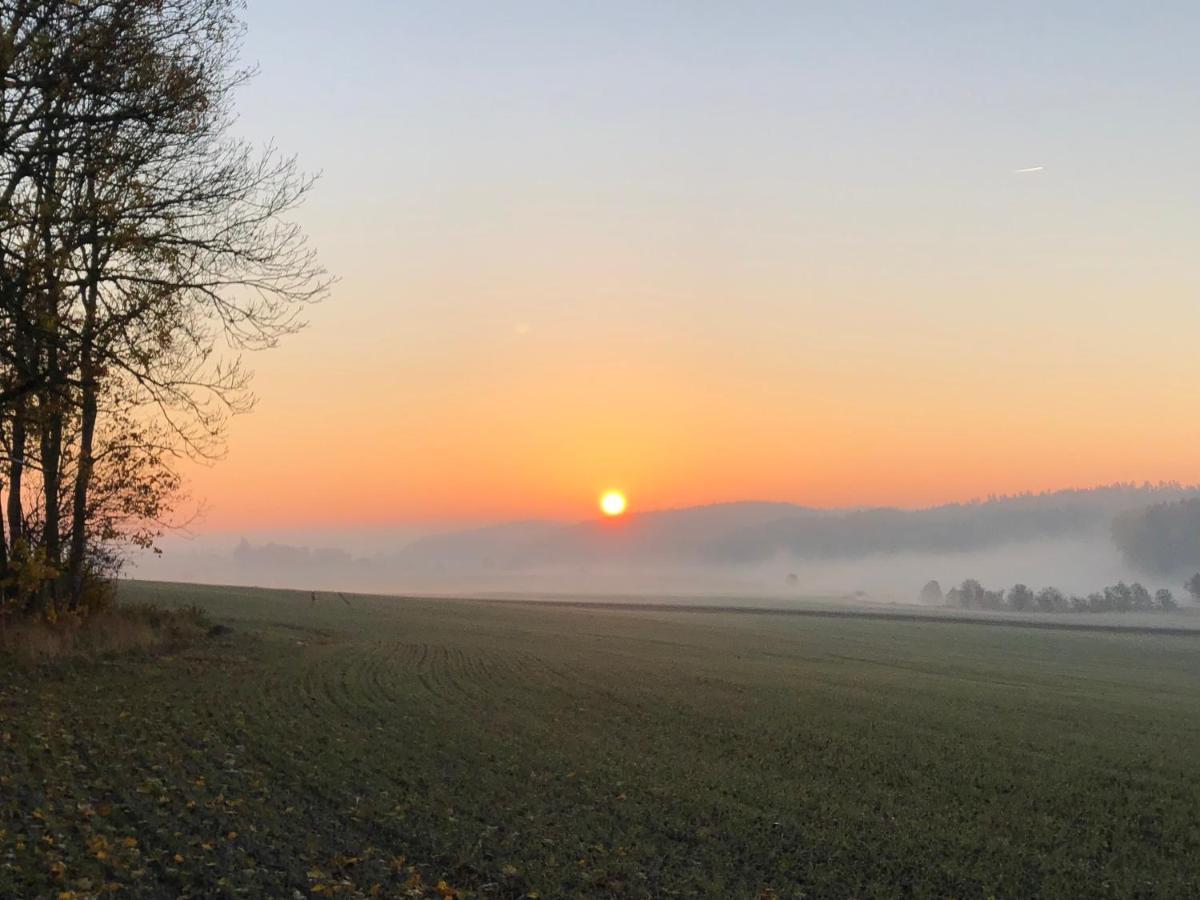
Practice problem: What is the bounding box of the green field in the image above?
[3,581,1200,898]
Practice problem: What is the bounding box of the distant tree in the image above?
[1107,582,1134,613]
[1186,573,1200,603]
[1007,584,1035,612]
[958,579,985,609]
[1070,595,1090,613]
[945,587,964,607]
[1112,500,1200,576]
[918,580,943,604]
[1036,586,1066,613]
[1130,582,1154,612]
[982,589,1006,611]
[1088,591,1110,612]
[1156,588,1178,611]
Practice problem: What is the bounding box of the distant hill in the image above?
[389,484,1200,571]
[393,502,811,570]
[135,483,1200,596]
[708,486,1200,564]
[391,520,565,571]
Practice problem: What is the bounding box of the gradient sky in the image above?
[182,1,1200,529]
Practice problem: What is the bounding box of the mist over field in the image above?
[131,484,1200,604]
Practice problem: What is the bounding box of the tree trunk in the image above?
[36,125,62,605]
[7,404,25,554]
[68,208,100,608]
[66,383,95,606]
[0,477,8,581]
[39,393,62,602]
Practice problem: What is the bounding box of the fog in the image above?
[128,487,1197,607]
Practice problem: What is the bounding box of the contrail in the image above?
[1014,166,1044,174]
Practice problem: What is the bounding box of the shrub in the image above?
[0,603,213,665]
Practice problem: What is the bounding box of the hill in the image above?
[389,484,1200,570]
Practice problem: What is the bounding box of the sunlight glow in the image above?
[600,490,627,517]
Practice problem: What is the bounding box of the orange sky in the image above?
[184,262,1200,528]
[184,3,1200,531]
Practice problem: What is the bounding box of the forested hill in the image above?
[390,483,1199,570]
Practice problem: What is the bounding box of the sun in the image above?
[599,490,627,517]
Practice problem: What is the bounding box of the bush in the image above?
[0,603,213,665]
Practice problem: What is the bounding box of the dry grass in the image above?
[0,602,212,664]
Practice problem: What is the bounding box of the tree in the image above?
[1186,574,1200,603]
[1007,583,1035,612]
[1156,588,1178,611]
[918,580,943,604]
[981,589,1005,611]
[1113,500,1200,576]
[958,579,985,609]
[1107,582,1133,613]
[1130,582,1153,612]
[0,1,328,611]
[1036,586,1066,613]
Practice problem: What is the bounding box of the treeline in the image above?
[709,484,1200,564]
[924,579,1194,613]
[0,2,325,618]
[1112,499,1200,576]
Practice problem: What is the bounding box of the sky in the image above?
[179,1,1200,533]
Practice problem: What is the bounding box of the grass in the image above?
[0,602,212,665]
[2,580,1199,898]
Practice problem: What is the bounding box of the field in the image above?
[3,582,1200,898]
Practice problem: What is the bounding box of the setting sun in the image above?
[600,490,627,517]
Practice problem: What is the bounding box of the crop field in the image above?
[3,582,1200,898]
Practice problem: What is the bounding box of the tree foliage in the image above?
[1112,499,1200,576]
[0,0,327,614]
[940,579,1182,614]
